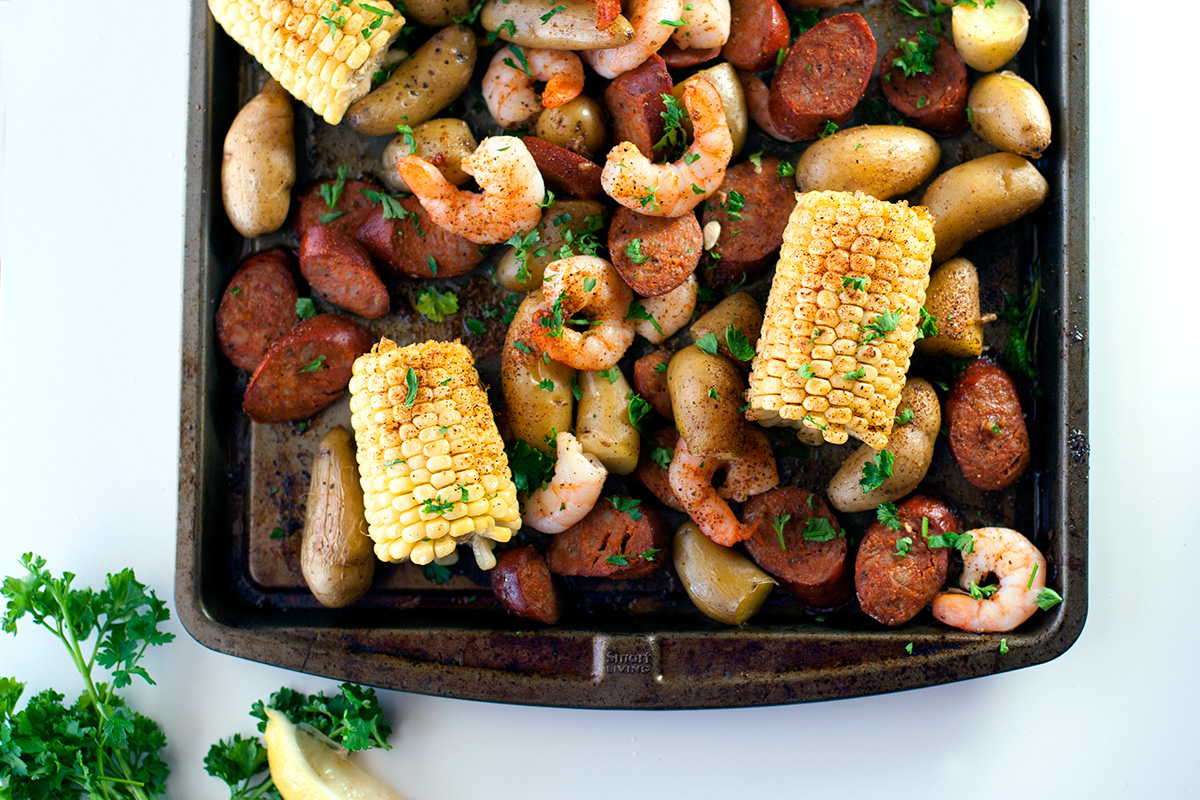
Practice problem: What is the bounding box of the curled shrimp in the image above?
[670,0,731,50]
[396,136,545,245]
[668,429,779,546]
[931,527,1048,633]
[633,273,697,344]
[529,256,636,370]
[583,0,684,79]
[521,432,609,533]
[482,46,586,129]
[601,78,732,218]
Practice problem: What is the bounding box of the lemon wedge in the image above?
[264,707,405,800]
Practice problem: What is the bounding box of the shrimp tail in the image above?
[396,155,450,198]
[542,76,580,108]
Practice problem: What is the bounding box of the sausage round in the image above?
[603,55,673,160]
[242,314,375,423]
[215,249,299,372]
[722,0,790,72]
[355,195,487,279]
[768,13,876,141]
[742,487,850,608]
[855,494,958,626]
[607,206,702,296]
[881,34,969,137]
[546,497,670,579]
[299,227,389,319]
[633,426,685,512]
[292,178,382,241]
[945,358,1031,490]
[632,349,674,422]
[521,137,604,200]
[491,546,565,624]
[701,159,794,286]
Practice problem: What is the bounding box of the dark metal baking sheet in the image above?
[177,0,1088,708]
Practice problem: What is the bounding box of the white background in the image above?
[0,1,1193,797]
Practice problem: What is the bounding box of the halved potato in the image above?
[951,0,1030,72]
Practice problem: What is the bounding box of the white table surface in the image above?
[1,1,1193,797]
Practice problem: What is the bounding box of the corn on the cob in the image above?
[747,190,935,450]
[208,0,403,125]
[349,338,521,570]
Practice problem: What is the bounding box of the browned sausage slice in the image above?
[881,34,968,137]
[659,41,722,68]
[299,227,389,319]
[604,55,673,160]
[701,158,795,287]
[607,206,702,296]
[768,13,876,141]
[546,497,670,579]
[632,350,674,422]
[855,495,958,626]
[293,178,382,241]
[521,137,604,200]
[491,546,565,624]
[946,358,1031,490]
[215,249,299,372]
[355,196,487,279]
[742,487,850,608]
[722,0,790,73]
[242,315,374,423]
[633,427,685,512]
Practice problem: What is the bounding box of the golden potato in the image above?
[403,0,473,25]
[577,368,641,475]
[794,125,941,200]
[502,294,577,453]
[301,427,374,608]
[667,345,747,459]
[535,96,607,159]
[673,522,775,625]
[673,63,748,157]
[917,258,985,358]
[221,80,294,238]
[689,292,763,365]
[481,0,634,50]
[494,201,606,292]
[381,118,478,193]
[951,0,1030,72]
[968,71,1052,159]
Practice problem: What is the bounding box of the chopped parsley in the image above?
[503,43,532,76]
[999,638,1009,654]
[968,582,999,600]
[296,297,317,320]
[608,495,643,521]
[650,446,673,470]
[797,363,815,380]
[772,514,791,550]
[540,3,567,21]
[1001,266,1040,382]
[860,307,903,344]
[653,361,668,373]
[504,228,540,284]
[895,408,915,426]
[317,164,350,210]
[627,392,651,432]
[876,502,902,530]
[402,368,418,406]
[695,332,719,355]
[360,3,395,39]
[891,30,939,77]
[414,287,459,322]
[842,275,868,291]
[422,562,452,584]
[802,517,842,542]
[724,190,745,221]
[597,369,620,384]
[506,439,555,492]
[626,300,663,335]
[1035,588,1063,611]
[297,355,326,373]
[859,449,895,492]
[606,554,630,566]
[725,326,755,361]
[360,188,411,221]
[466,317,486,336]
[777,160,795,177]
[819,120,839,138]
[894,536,914,558]
[843,367,866,381]
[655,93,688,159]
[625,238,651,264]
[570,375,582,400]
[538,378,555,392]
[747,151,763,169]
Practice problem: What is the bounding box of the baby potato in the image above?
[673,522,775,625]
[494,200,606,292]
[794,125,940,200]
[535,96,607,159]
[403,0,473,25]
[381,118,478,193]
[827,379,940,513]
[917,258,985,358]
[951,0,1030,72]
[672,63,749,157]
[667,345,748,459]
[577,368,641,475]
[968,71,1052,159]
[481,0,634,50]
[690,292,763,365]
[635,274,698,344]
[502,294,577,452]
[346,26,477,136]
[921,152,1048,263]
[301,426,374,608]
[221,80,295,238]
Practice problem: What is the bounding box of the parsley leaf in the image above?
[298,355,327,373]
[894,408,915,426]
[655,93,688,159]
[505,439,556,493]
[607,554,630,566]
[414,287,459,322]
[859,449,895,492]
[802,517,842,542]
[402,368,418,407]
[695,332,719,355]
[917,306,938,339]
[627,392,652,432]
[876,502,902,530]
[860,307,903,344]
[317,164,350,210]
[773,514,791,550]
[422,562,453,585]
[777,159,795,177]
[625,300,663,335]
[895,536,914,558]
[842,275,868,291]
[968,582,999,600]
[1035,587,1063,611]
[608,496,643,521]
[726,326,755,361]
[1001,267,1040,382]
[625,238,651,264]
[295,297,317,320]
[891,30,939,77]
[650,446,673,469]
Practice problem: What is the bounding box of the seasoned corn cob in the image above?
[208,0,403,125]
[349,339,521,570]
[747,191,935,450]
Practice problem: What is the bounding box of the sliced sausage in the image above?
[722,0,790,73]
[855,494,959,626]
[782,0,862,6]
[293,178,382,240]
[355,195,487,279]
[491,546,565,624]
[215,249,299,372]
[546,497,670,579]
[701,158,795,287]
[737,68,799,143]
[521,137,604,200]
[299,228,389,319]
[242,314,375,423]
[742,487,850,608]
[607,206,702,296]
[632,349,674,422]
[768,13,877,141]
[881,34,968,137]
[659,41,722,68]
[603,54,673,160]
[945,358,1031,491]
[633,427,685,512]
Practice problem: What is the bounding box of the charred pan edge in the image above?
[177,0,1087,708]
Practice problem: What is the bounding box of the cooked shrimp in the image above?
[601,78,733,217]
[739,69,801,143]
[530,256,636,370]
[633,273,697,344]
[668,430,779,546]
[931,527,1047,633]
[396,136,545,244]
[521,432,609,533]
[670,0,731,50]
[583,0,684,79]
[482,46,586,129]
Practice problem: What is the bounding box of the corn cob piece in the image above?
[208,0,403,125]
[747,191,935,450]
[349,338,521,570]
